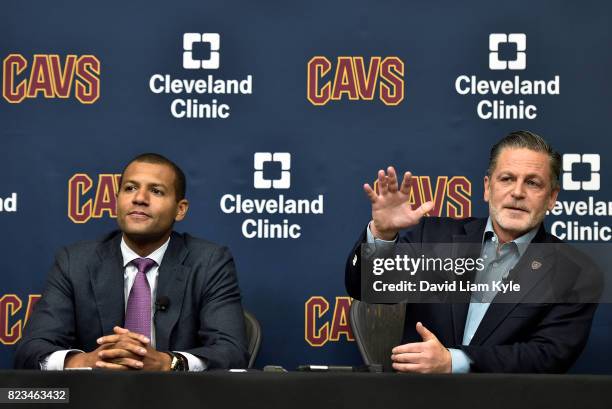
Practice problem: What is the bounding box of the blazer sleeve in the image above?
[182,246,249,369]
[345,221,426,300]
[345,226,369,300]
[14,247,78,369]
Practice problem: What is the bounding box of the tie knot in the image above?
[132,257,156,273]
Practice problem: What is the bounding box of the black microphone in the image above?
[155,296,170,312]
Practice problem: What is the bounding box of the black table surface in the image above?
[0,370,610,409]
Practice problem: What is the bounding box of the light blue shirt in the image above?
[366,218,538,373]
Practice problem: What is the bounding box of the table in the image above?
[0,370,610,409]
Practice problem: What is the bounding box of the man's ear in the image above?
[547,186,560,211]
[175,199,189,222]
[483,176,490,203]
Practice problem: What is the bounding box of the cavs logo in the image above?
[68,173,120,223]
[3,54,100,104]
[375,176,472,219]
[305,296,354,347]
[0,294,40,345]
[307,56,404,106]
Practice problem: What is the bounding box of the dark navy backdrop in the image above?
[1,0,610,372]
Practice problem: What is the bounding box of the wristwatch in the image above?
[166,352,189,371]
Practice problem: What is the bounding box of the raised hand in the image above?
[363,166,434,240]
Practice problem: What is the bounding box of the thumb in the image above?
[416,322,437,341]
[113,326,129,334]
[415,201,434,218]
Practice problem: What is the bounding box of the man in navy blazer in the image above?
[346,131,600,373]
[15,154,248,371]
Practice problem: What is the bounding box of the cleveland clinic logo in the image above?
[219,153,324,239]
[149,33,253,120]
[455,33,559,120]
[183,33,220,69]
[562,154,600,191]
[254,153,291,189]
[489,33,526,70]
[549,153,610,241]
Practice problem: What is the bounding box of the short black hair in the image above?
[487,130,561,190]
[121,153,186,201]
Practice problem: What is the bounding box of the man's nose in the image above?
[132,189,149,204]
[511,181,526,199]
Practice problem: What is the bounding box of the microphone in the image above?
[155,296,170,312]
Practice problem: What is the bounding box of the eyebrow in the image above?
[497,171,544,180]
[122,180,168,188]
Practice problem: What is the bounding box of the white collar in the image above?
[120,236,171,267]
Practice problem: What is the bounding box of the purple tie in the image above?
[124,257,156,339]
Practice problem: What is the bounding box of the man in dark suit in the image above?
[15,153,248,371]
[346,131,600,373]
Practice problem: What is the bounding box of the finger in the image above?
[392,362,421,373]
[392,342,424,354]
[391,352,422,364]
[387,167,398,192]
[98,348,144,360]
[107,357,144,369]
[95,360,132,371]
[112,334,148,346]
[113,341,148,356]
[98,331,149,345]
[113,326,130,334]
[95,343,114,350]
[97,334,120,345]
[377,170,388,195]
[363,184,377,203]
[414,201,435,218]
[399,172,413,195]
[416,321,437,342]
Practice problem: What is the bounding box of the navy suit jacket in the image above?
[15,231,249,369]
[346,217,600,373]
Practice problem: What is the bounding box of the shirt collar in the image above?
[482,217,539,257]
[120,236,171,268]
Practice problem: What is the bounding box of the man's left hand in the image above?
[391,322,451,374]
[96,326,172,371]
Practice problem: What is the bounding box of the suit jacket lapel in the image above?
[450,218,487,346]
[89,232,125,336]
[154,232,190,351]
[470,225,555,345]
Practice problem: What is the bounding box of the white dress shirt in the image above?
[40,237,206,371]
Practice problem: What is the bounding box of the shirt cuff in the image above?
[175,351,207,372]
[366,222,398,246]
[40,350,84,370]
[448,348,471,373]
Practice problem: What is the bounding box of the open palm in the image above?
[364,167,434,240]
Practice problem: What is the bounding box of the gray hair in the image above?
[487,130,561,190]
